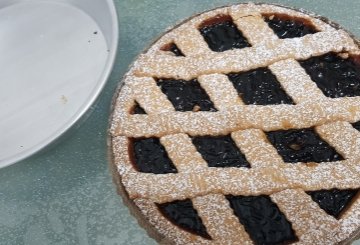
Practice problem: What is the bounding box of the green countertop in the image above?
[1,0,360,244]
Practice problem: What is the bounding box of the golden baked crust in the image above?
[110,3,360,244]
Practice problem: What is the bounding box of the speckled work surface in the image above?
[1,0,360,244]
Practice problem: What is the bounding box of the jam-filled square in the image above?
[161,43,185,57]
[157,199,211,239]
[299,53,360,98]
[228,68,294,105]
[227,195,297,244]
[266,128,343,163]
[306,189,359,219]
[199,15,251,52]
[157,78,216,112]
[352,121,360,131]
[192,135,250,168]
[264,14,318,39]
[131,101,146,114]
[130,138,177,174]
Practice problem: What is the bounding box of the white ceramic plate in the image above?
[0,0,118,168]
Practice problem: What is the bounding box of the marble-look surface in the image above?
[1,0,360,244]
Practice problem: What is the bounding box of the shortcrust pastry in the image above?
[110,3,360,244]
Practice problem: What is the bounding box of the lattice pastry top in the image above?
[110,3,360,244]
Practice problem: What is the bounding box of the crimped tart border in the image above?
[108,2,360,244]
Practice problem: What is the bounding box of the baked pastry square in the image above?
[110,3,360,244]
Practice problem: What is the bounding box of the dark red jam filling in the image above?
[131,101,146,114]
[264,14,318,39]
[266,128,343,163]
[130,138,177,174]
[157,199,212,239]
[227,195,297,245]
[299,53,360,98]
[306,189,359,218]
[199,15,251,52]
[157,79,217,112]
[161,43,185,56]
[192,135,250,168]
[228,68,294,105]
[352,121,360,131]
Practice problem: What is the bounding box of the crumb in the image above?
[305,162,318,167]
[61,95,68,104]
[94,31,98,35]
[289,143,301,150]
[339,53,349,59]
[192,105,201,112]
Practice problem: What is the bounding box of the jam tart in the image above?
[110,3,360,244]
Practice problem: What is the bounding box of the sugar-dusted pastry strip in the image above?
[113,97,360,137]
[122,159,360,203]
[269,59,326,103]
[197,74,244,109]
[160,133,208,172]
[231,129,284,168]
[134,198,210,245]
[173,26,211,57]
[126,76,175,113]
[111,83,135,123]
[316,121,360,160]
[271,189,338,244]
[233,15,278,45]
[335,193,360,242]
[133,30,358,80]
[193,194,253,245]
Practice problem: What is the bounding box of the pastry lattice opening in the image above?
[227,195,298,244]
[299,53,360,98]
[131,138,177,174]
[352,121,360,131]
[157,78,217,112]
[192,135,250,168]
[199,15,251,52]
[161,43,185,57]
[265,128,344,163]
[228,68,295,105]
[264,13,318,39]
[157,199,212,239]
[131,101,146,114]
[306,189,359,219]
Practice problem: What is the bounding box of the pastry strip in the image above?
[121,159,360,203]
[198,74,244,109]
[114,97,360,137]
[271,189,338,244]
[133,30,358,80]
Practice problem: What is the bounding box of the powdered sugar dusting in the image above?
[134,198,209,244]
[119,159,360,203]
[271,189,338,244]
[198,74,244,109]
[110,3,360,244]
[131,30,358,80]
[193,194,253,244]
[232,129,284,168]
[269,59,326,103]
[115,98,360,137]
